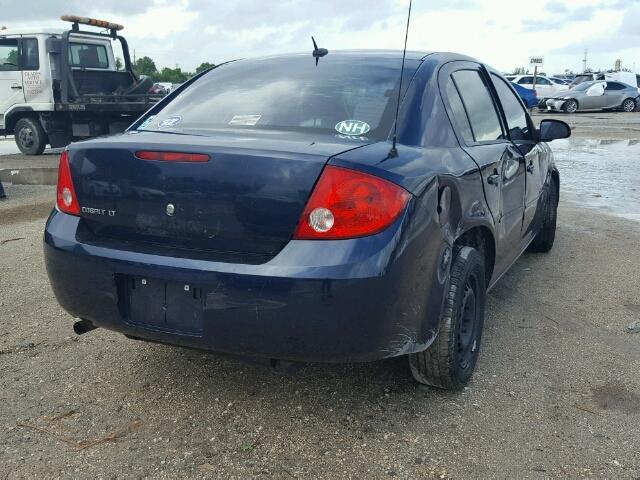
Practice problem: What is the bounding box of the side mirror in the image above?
[539,119,571,142]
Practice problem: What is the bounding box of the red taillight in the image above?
[56,150,80,216]
[135,151,209,162]
[293,165,411,240]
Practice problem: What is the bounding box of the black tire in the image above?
[622,98,636,112]
[14,117,47,155]
[563,99,578,113]
[409,246,486,390]
[528,177,558,253]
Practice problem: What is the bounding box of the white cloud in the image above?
[2,0,639,74]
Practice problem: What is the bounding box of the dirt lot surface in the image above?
[1,113,639,479]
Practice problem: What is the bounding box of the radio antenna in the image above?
[389,0,412,158]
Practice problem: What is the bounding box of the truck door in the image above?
[0,38,25,127]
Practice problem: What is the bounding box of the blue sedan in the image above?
[45,51,569,389]
[511,81,539,108]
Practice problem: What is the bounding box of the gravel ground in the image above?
[1,113,639,479]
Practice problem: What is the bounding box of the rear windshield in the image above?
[69,43,109,69]
[138,54,421,141]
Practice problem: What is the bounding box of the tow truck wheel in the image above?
[15,118,47,155]
[409,246,486,390]
[622,98,636,113]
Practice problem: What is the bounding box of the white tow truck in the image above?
[0,15,163,155]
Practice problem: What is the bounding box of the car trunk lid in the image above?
[69,131,368,261]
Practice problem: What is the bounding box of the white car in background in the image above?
[506,75,569,99]
[549,77,570,86]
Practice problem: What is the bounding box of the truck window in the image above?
[69,43,109,69]
[21,38,39,71]
[0,39,19,71]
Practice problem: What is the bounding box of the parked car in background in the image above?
[45,50,570,390]
[508,75,568,99]
[544,80,638,113]
[148,83,168,95]
[511,82,538,108]
[549,77,570,86]
[600,72,640,93]
[569,73,596,88]
[156,82,173,93]
[552,74,575,82]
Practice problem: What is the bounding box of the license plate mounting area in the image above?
[119,275,204,336]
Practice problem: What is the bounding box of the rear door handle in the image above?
[11,84,22,90]
[487,173,501,185]
[526,162,535,173]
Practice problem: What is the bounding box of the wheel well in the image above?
[454,227,495,286]
[5,111,40,133]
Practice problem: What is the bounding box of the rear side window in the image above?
[605,82,624,91]
[69,43,109,69]
[451,70,503,142]
[0,39,19,71]
[445,79,474,143]
[491,75,531,141]
[518,76,533,85]
[20,38,39,71]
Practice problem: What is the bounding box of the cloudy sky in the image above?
[3,0,639,74]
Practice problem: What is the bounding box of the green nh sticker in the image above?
[335,120,371,136]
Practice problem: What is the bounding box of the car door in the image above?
[0,38,25,127]
[517,76,534,90]
[580,82,607,110]
[604,82,625,109]
[534,76,554,97]
[439,62,527,275]
[490,73,545,243]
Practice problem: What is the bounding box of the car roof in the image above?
[247,50,432,62]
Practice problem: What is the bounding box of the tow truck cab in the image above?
[0,16,162,155]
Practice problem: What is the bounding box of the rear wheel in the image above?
[622,98,636,112]
[408,247,486,390]
[528,177,558,253]
[563,99,578,113]
[14,117,47,155]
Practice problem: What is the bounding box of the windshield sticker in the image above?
[158,115,182,128]
[138,115,156,130]
[335,120,371,136]
[229,115,262,126]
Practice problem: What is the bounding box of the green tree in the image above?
[6,48,18,66]
[195,62,214,74]
[512,66,530,75]
[158,67,190,83]
[115,57,123,70]
[134,56,158,77]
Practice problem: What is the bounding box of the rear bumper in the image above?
[44,207,448,362]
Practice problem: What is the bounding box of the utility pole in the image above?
[582,49,588,72]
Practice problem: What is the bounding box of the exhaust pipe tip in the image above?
[73,319,97,335]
